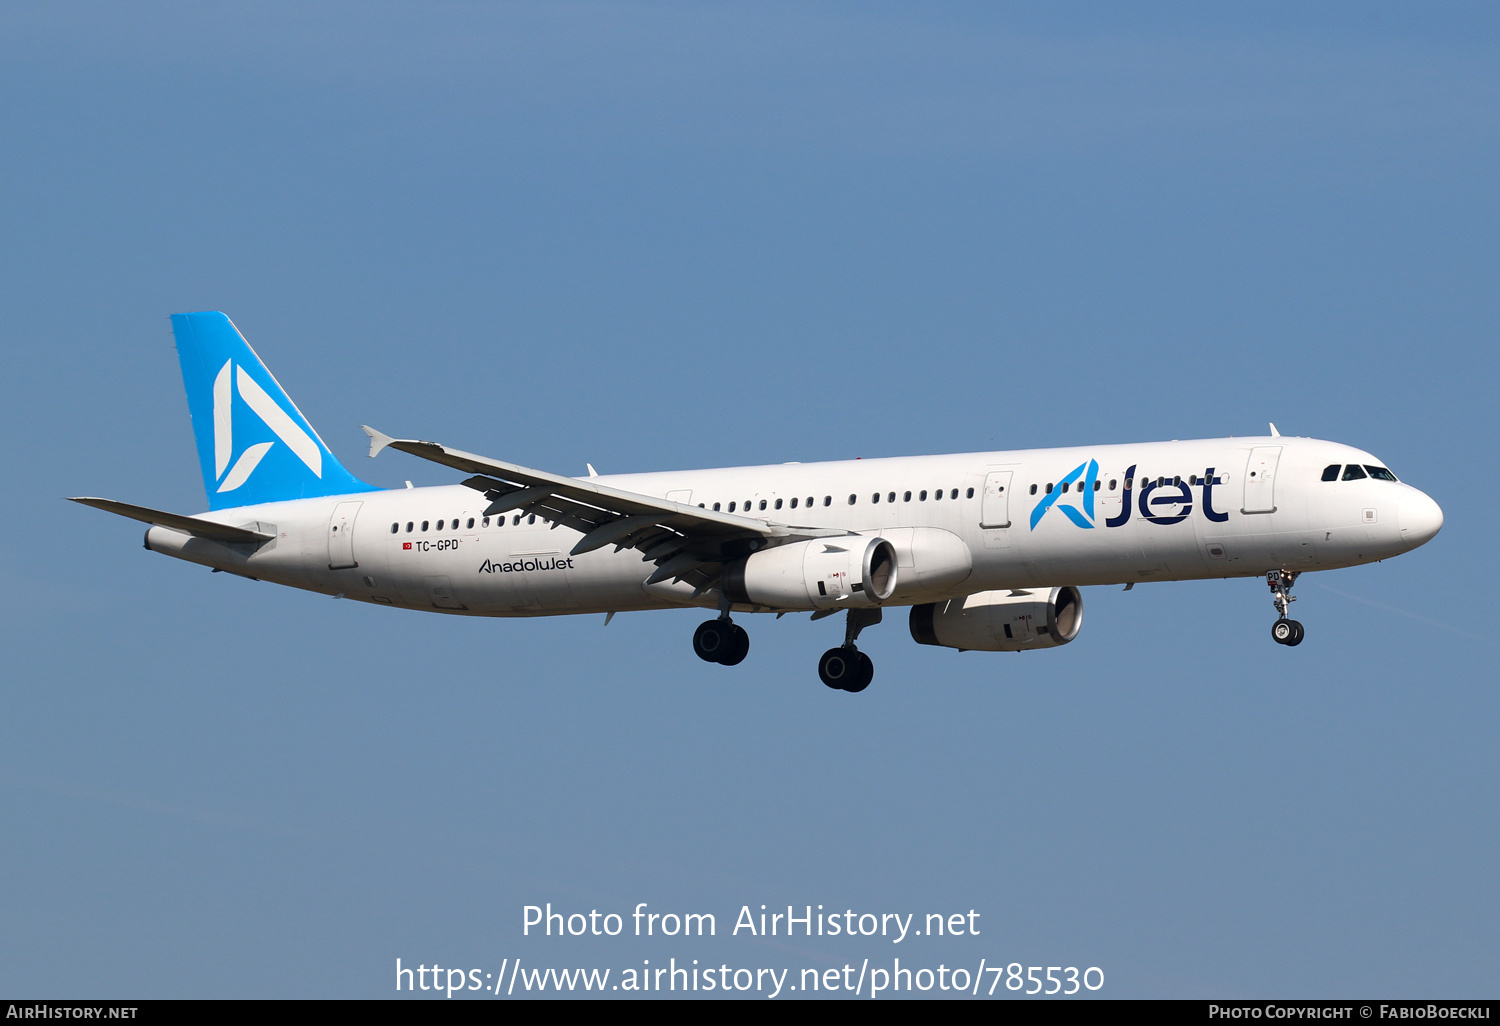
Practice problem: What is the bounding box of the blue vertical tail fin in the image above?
[171,312,379,510]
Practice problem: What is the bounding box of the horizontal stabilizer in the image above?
[68,497,273,544]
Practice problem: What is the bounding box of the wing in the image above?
[68,497,273,544]
[363,426,843,594]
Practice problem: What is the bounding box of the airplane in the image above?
[71,312,1444,692]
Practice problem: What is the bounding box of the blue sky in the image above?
[1,2,1495,998]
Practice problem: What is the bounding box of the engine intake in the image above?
[723,536,898,610]
[909,586,1083,652]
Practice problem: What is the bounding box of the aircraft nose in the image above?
[1398,488,1444,550]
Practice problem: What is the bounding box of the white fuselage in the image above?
[143,436,1441,617]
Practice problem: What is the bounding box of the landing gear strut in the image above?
[819,609,881,693]
[1267,570,1305,647]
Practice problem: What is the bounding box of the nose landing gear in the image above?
[1268,570,1305,646]
[1272,618,1304,646]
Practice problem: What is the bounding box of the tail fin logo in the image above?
[211,359,322,494]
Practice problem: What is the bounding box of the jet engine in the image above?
[880,527,974,603]
[909,586,1083,652]
[723,536,898,610]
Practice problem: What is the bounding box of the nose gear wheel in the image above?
[1271,617,1304,646]
[1267,571,1306,646]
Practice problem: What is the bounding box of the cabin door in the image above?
[980,470,1013,528]
[1241,447,1282,514]
[327,501,362,569]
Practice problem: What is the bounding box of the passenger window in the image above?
[1028,485,1036,495]
[934,488,942,500]
[788,498,797,508]
[1093,480,1100,491]
[1173,476,1180,487]
[713,502,721,511]
[435,520,444,531]
[483,517,490,527]
[904,491,912,502]
[513,515,521,525]
[390,523,398,534]
[823,496,832,506]
[1342,465,1368,481]
[1108,480,1116,490]
[1060,482,1069,494]
[872,493,880,504]
[1322,465,1340,482]
[807,497,815,508]
[728,501,736,512]
[950,489,958,499]
[848,494,857,505]
[529,515,536,524]
[421,521,429,532]
[467,518,475,529]
[759,500,767,511]
[1124,478,1133,489]
[920,490,928,500]
[699,503,705,508]
[966,487,974,498]
[1365,465,1398,482]
[406,522,414,532]
[1046,484,1053,495]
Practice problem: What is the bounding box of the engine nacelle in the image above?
[909,586,1083,652]
[878,527,974,603]
[723,536,898,610]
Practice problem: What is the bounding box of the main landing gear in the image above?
[693,616,749,666]
[1268,570,1305,647]
[689,605,882,692]
[819,609,881,693]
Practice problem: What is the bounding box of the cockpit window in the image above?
[1365,465,1398,482]
[1321,464,1340,482]
[1341,465,1368,481]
